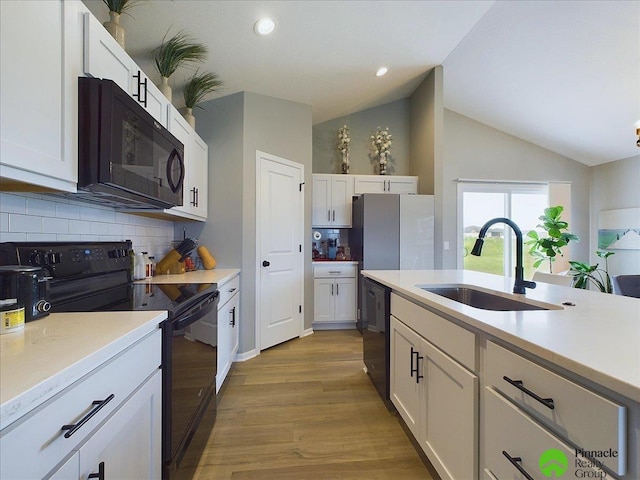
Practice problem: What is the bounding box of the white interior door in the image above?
[257,151,304,350]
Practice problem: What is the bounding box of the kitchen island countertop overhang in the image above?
[362,269,640,402]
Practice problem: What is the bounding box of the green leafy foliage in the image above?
[569,250,615,293]
[102,0,142,14]
[525,206,579,272]
[153,32,207,79]
[183,72,224,109]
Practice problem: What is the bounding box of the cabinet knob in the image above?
[262,260,270,267]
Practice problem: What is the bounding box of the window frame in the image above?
[456,180,549,275]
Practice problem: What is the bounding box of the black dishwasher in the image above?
[362,276,392,409]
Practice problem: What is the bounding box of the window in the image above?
[458,181,549,280]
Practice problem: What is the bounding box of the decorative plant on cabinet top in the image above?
[525,205,579,273]
[153,31,207,102]
[182,71,224,128]
[371,127,392,175]
[337,125,350,174]
[102,0,142,49]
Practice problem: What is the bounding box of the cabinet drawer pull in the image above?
[336,283,339,295]
[228,287,237,293]
[502,451,534,480]
[230,306,236,326]
[61,394,115,438]
[88,461,105,480]
[503,376,555,409]
[331,284,334,295]
[410,347,423,383]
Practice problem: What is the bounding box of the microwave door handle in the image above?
[166,148,185,194]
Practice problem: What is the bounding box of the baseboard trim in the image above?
[300,328,314,337]
[234,349,259,362]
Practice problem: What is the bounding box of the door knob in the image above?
[262,260,270,267]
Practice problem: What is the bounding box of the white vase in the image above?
[103,11,125,49]
[158,76,172,102]
[182,107,196,128]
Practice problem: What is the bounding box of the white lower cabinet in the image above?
[217,274,240,392]
[484,387,607,480]
[77,370,161,480]
[313,263,356,328]
[390,316,478,480]
[0,329,161,480]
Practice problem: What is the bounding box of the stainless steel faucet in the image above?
[471,217,536,294]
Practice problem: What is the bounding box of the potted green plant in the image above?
[102,0,142,49]
[153,32,208,102]
[525,205,579,273]
[182,72,224,128]
[569,250,615,293]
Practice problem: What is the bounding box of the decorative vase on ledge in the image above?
[341,151,350,174]
[379,152,388,175]
[158,76,172,102]
[103,11,125,49]
[182,107,196,128]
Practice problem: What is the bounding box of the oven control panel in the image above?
[0,241,132,279]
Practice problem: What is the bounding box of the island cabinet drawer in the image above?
[391,293,476,371]
[486,341,626,475]
[313,264,357,278]
[219,274,240,306]
[0,329,161,480]
[484,387,608,480]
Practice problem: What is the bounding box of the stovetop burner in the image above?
[0,241,216,319]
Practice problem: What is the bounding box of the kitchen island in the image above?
[362,269,639,480]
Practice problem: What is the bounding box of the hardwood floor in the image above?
[190,330,434,479]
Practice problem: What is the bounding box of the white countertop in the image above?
[362,269,640,401]
[136,268,240,286]
[0,311,166,430]
[312,260,358,264]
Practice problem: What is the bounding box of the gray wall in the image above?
[590,155,640,275]
[442,109,591,269]
[312,99,410,175]
[409,66,444,267]
[177,91,312,355]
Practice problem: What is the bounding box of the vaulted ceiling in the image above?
[83,0,640,166]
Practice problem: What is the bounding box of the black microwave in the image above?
[77,77,184,209]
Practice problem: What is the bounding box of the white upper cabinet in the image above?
[354,175,418,195]
[0,0,85,192]
[312,174,354,227]
[164,110,209,221]
[83,11,170,126]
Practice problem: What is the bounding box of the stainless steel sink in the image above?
[420,286,559,311]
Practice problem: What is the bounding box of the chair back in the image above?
[612,275,640,298]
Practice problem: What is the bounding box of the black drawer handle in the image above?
[61,394,115,438]
[410,347,423,383]
[88,461,105,480]
[503,376,555,410]
[502,451,534,480]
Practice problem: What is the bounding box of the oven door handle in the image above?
[172,290,219,330]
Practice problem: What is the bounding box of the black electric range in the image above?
[0,241,219,480]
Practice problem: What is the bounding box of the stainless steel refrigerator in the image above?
[352,193,434,406]
[351,193,434,332]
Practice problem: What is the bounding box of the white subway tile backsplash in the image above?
[26,197,57,216]
[0,193,26,214]
[43,217,69,234]
[0,193,175,257]
[69,219,92,234]
[9,214,42,233]
[0,232,27,242]
[56,203,80,220]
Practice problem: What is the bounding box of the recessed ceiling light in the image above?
[254,17,276,36]
[376,67,388,77]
